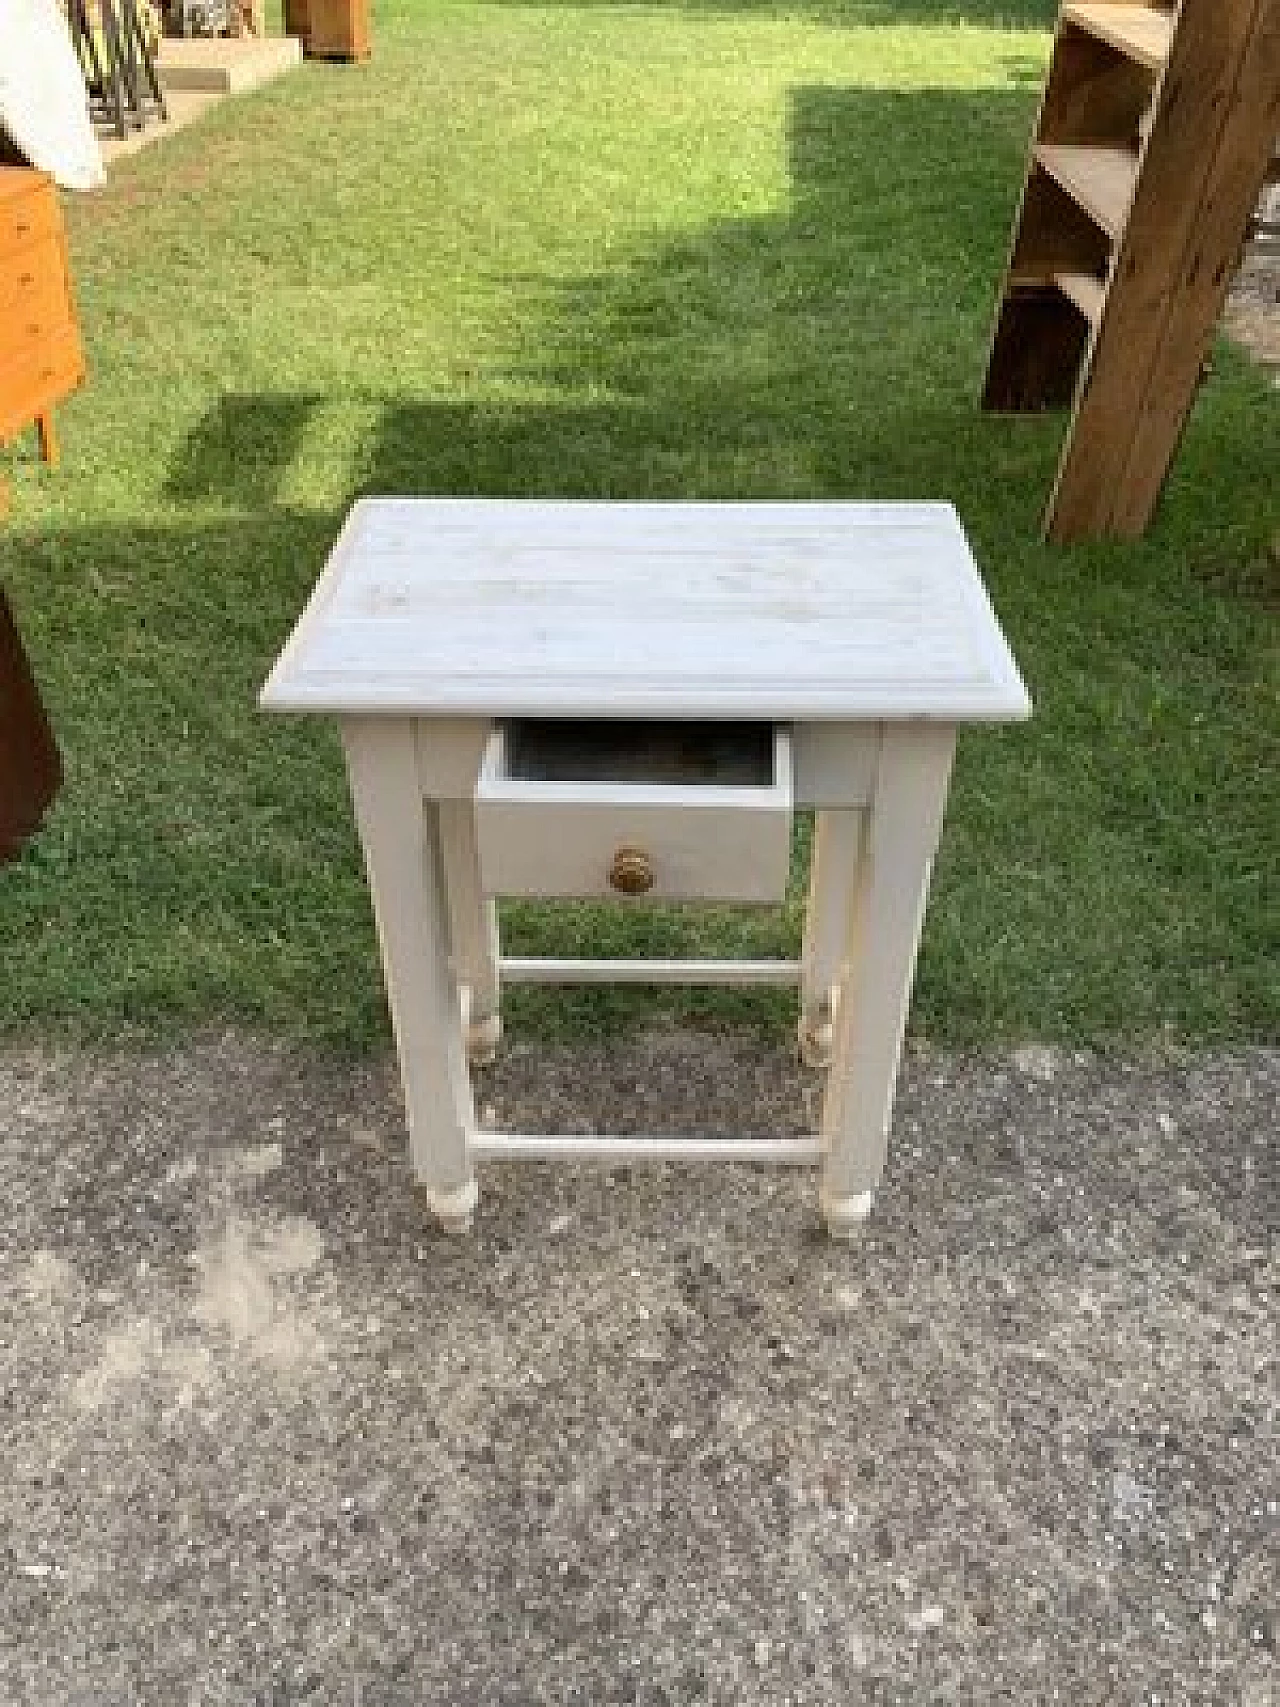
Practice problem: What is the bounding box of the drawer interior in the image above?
[475,720,793,902]
[500,720,778,788]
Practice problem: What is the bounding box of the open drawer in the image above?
[474,720,793,903]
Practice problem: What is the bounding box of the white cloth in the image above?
[0,0,105,190]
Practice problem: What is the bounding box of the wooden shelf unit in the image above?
[1061,2,1175,70]
[1054,269,1107,324]
[1033,142,1138,238]
[983,0,1280,542]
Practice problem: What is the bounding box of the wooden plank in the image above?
[1039,28,1158,147]
[470,1133,824,1165]
[260,501,1032,723]
[1008,164,1115,280]
[154,36,302,94]
[983,159,1111,411]
[982,6,1147,411]
[1049,0,1279,539]
[499,958,802,985]
[1034,142,1139,237]
[1062,3,1176,71]
[1055,268,1108,323]
[1108,0,1280,533]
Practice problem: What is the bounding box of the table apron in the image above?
[408,716,884,810]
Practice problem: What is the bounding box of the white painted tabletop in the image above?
[260,500,1031,721]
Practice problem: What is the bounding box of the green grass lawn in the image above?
[1,0,1275,1048]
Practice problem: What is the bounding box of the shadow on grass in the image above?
[4,82,1275,1046]
[165,81,1276,553]
[165,81,1276,562]
[168,86,1044,511]
[166,393,324,509]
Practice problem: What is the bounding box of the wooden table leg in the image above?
[438,797,502,1064]
[341,716,477,1229]
[798,807,864,1068]
[819,725,955,1238]
[36,413,59,467]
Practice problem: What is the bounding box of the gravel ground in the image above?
[0,1032,1275,1705]
[1227,195,1280,373]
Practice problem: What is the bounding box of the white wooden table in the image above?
[261,499,1030,1238]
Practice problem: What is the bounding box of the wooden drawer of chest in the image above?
[0,324,84,443]
[0,184,60,256]
[475,720,793,903]
[0,241,73,365]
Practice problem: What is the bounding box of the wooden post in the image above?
[819,727,955,1236]
[341,717,477,1228]
[1048,0,1280,539]
[982,0,1280,540]
[1105,0,1280,535]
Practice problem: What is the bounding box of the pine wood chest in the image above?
[0,167,85,466]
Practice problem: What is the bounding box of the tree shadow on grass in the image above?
[27,79,1273,1045]
[156,79,1277,621]
[166,393,324,509]
[168,86,1046,513]
[165,80,1276,550]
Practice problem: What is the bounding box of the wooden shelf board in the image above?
[1034,142,1138,238]
[1054,269,1107,323]
[1008,268,1107,325]
[1061,3,1175,72]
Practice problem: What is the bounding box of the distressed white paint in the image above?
[413,718,490,799]
[340,717,476,1227]
[469,1134,823,1165]
[474,724,793,903]
[798,808,866,1066]
[819,725,957,1227]
[499,958,801,986]
[260,501,1031,722]
[791,724,879,808]
[436,798,502,1060]
[265,502,1031,1238]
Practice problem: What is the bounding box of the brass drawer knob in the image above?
[608,846,654,896]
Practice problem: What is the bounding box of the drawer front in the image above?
[0,325,84,443]
[0,243,72,364]
[0,186,60,256]
[475,726,793,903]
